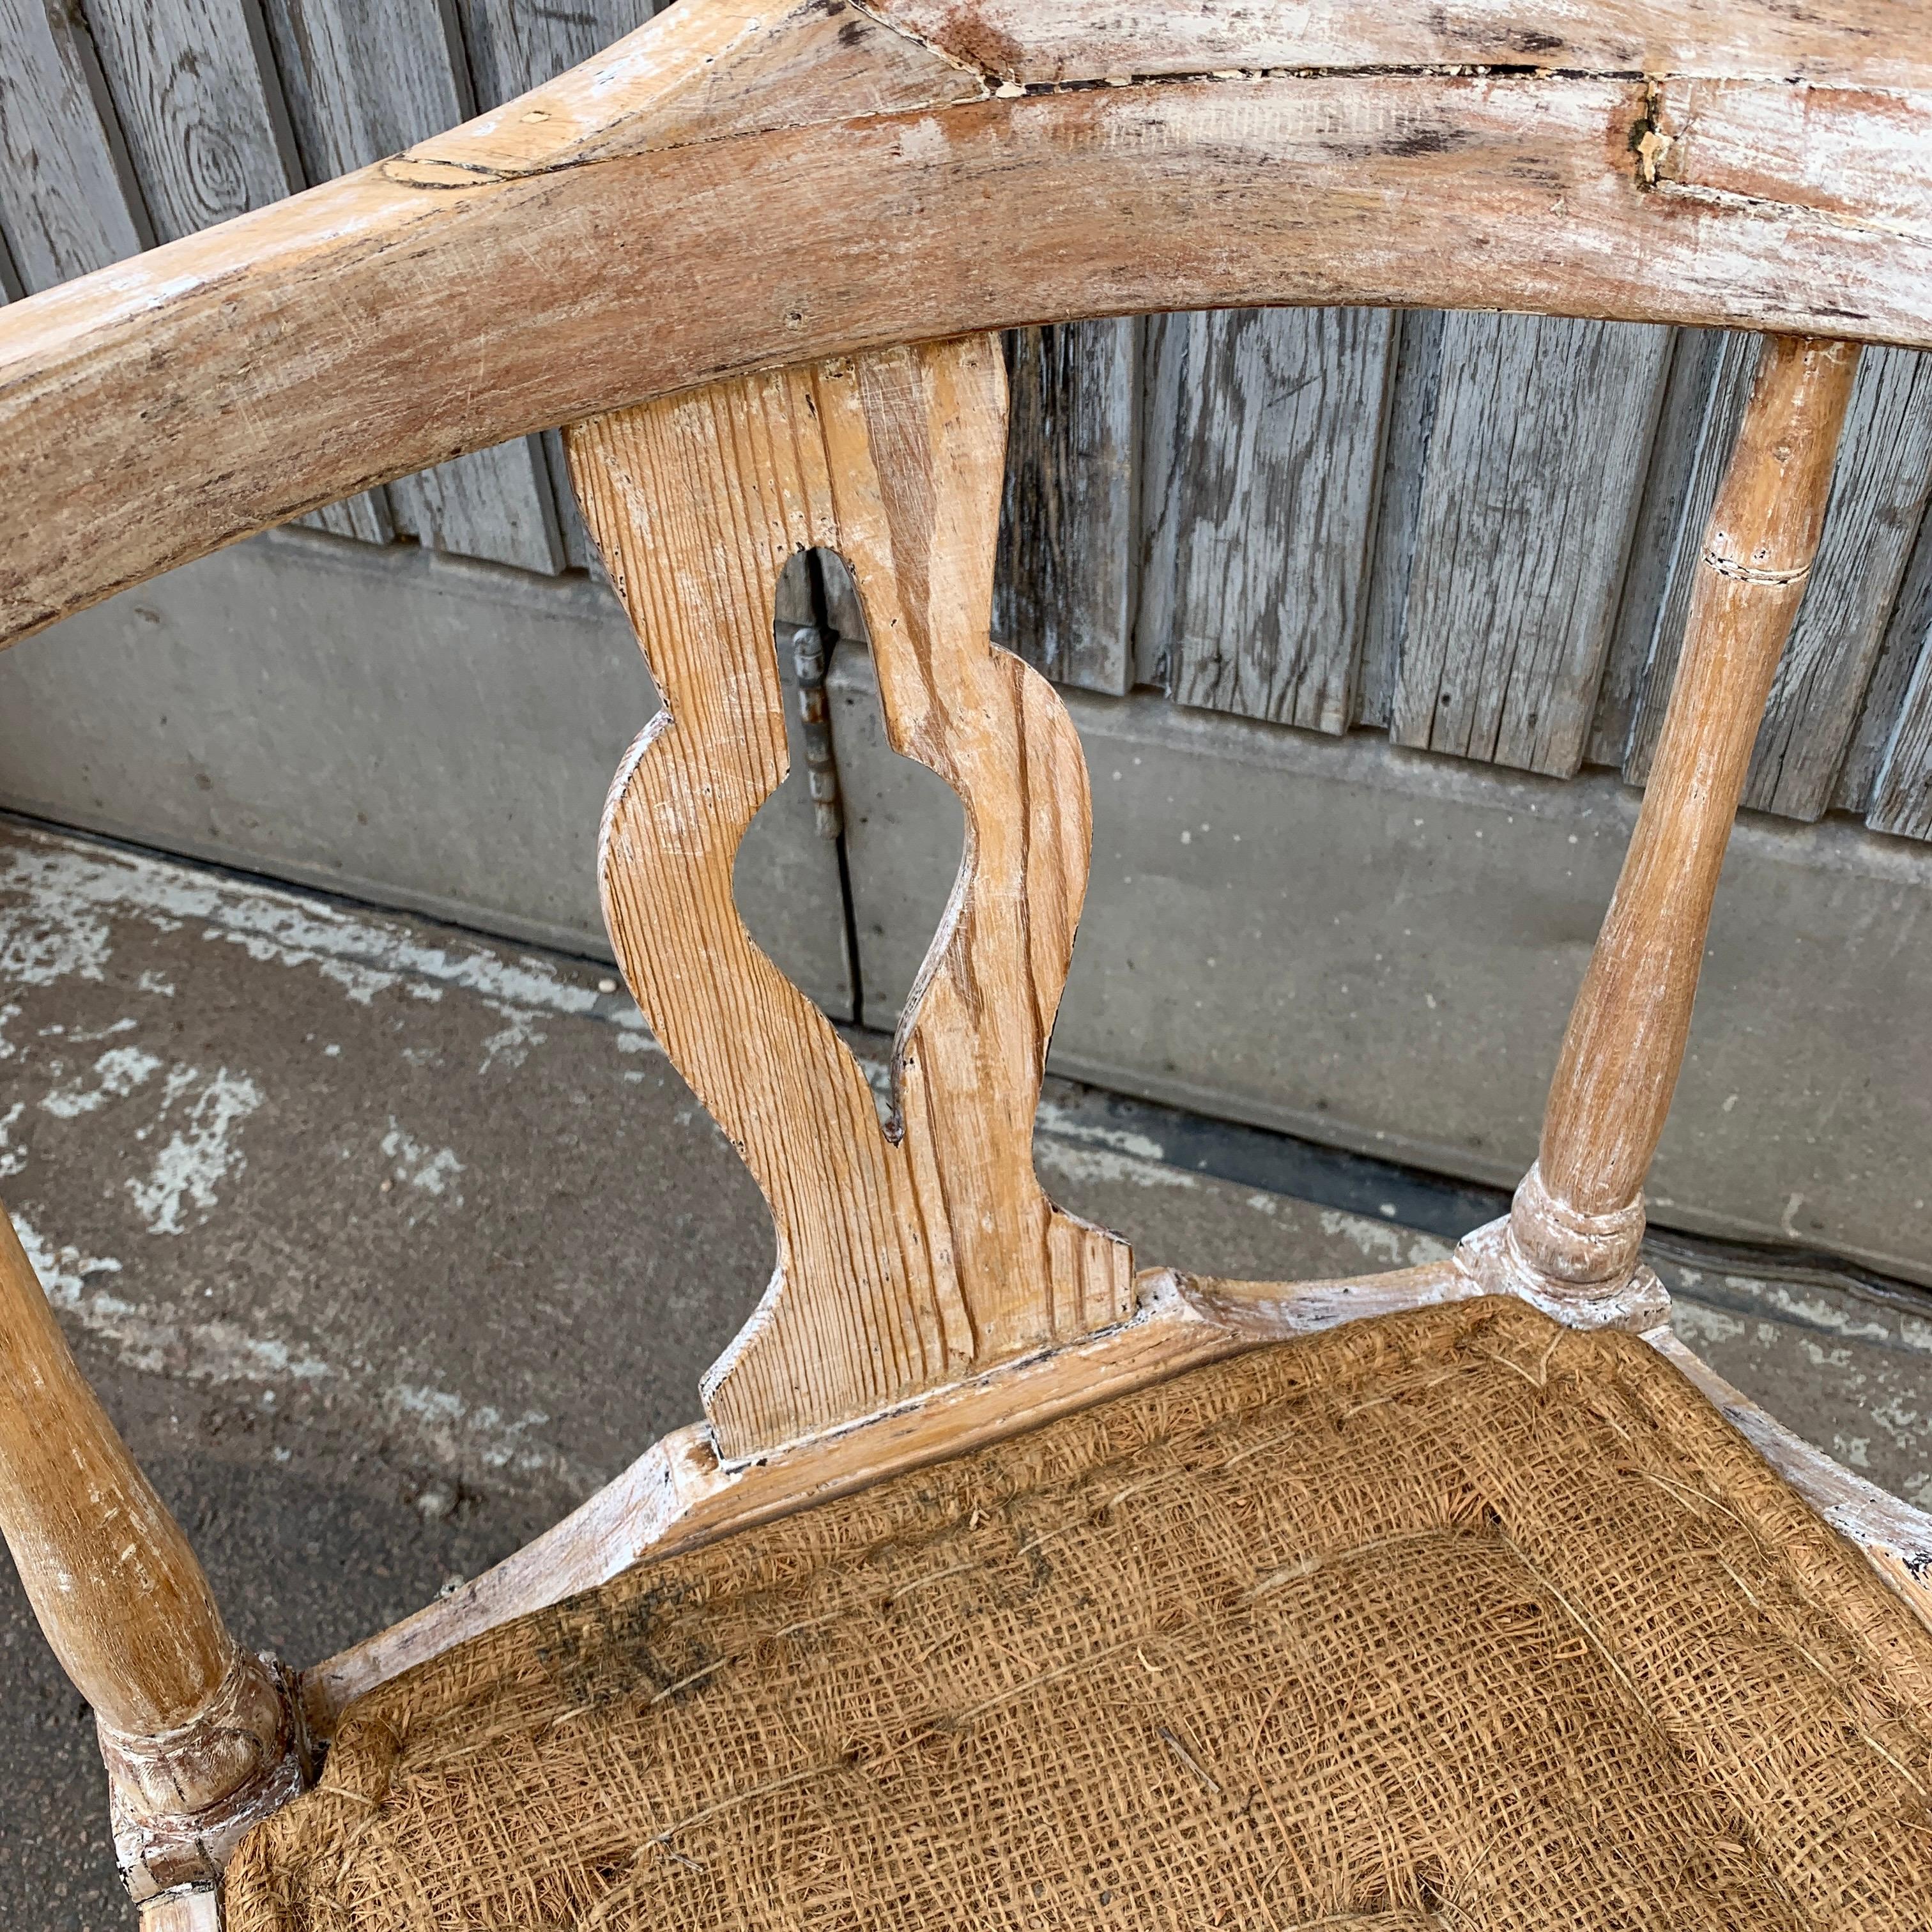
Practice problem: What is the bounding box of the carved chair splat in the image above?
[572,337,1131,1457]
[0,3,1930,1925]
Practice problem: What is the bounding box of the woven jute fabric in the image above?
[227,1298,1932,1929]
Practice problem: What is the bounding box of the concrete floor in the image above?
[3,814,1929,1929]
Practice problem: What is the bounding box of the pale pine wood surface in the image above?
[572,336,1132,1460]
[870,0,1932,88]
[8,1,1932,645]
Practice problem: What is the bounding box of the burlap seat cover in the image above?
[226,1298,1932,1929]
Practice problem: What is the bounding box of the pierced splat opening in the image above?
[808,549,967,1138]
[730,550,864,1036]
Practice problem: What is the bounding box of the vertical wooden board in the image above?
[542,429,593,572]
[1390,313,1671,777]
[1622,332,1762,784]
[458,0,656,572]
[994,320,1137,696]
[1742,347,1932,820]
[1868,620,1932,840]
[262,0,563,572]
[81,0,298,241]
[388,446,564,575]
[1586,328,1722,769]
[1355,307,1445,730]
[0,0,151,291]
[1839,500,1932,813]
[453,0,656,105]
[299,493,395,543]
[1138,306,1393,733]
[0,228,23,302]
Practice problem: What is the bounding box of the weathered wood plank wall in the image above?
[2,0,1931,846]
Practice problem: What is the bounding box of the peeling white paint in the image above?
[0,881,112,986]
[0,836,620,1031]
[1035,1140,1199,1192]
[387,1382,560,1477]
[127,1068,264,1234]
[14,1215,575,1480]
[477,999,548,1074]
[0,1101,24,1179]
[40,1045,163,1118]
[1669,1300,1749,1346]
[382,1120,466,1200]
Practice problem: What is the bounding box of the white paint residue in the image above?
[0,882,112,986]
[1035,1140,1198,1192]
[613,1015,664,1056]
[137,970,176,997]
[1668,1301,1749,1347]
[1317,1209,1453,1270]
[0,836,608,1023]
[0,1000,17,1059]
[381,1119,466,1199]
[477,999,547,1074]
[1034,1095,1167,1163]
[0,1101,27,1179]
[126,1068,264,1234]
[40,1045,164,1118]
[387,1383,559,1476]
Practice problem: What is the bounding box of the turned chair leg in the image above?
[0,1204,303,1902]
[1459,335,1862,1330]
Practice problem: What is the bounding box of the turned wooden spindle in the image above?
[0,1204,302,1899]
[1462,335,1862,1328]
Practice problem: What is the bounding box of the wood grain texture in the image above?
[873,0,1932,89]
[1586,327,1723,769]
[82,0,300,242]
[994,319,1137,696]
[0,1200,298,1894]
[1836,501,1932,815]
[0,0,151,291]
[1355,307,1445,731]
[1621,331,1762,784]
[1867,601,1932,839]
[572,334,1132,1459]
[1537,338,1860,1229]
[1139,305,1394,732]
[262,0,563,571]
[7,0,1932,645]
[1743,347,1932,820]
[1390,313,1671,776]
[454,0,660,573]
[454,0,657,109]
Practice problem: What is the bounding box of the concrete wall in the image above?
[3,534,1928,1284]
[830,652,1932,1287]
[0,529,853,1017]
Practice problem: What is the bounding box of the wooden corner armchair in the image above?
[4,3,1932,1925]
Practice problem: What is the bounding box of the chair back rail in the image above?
[2,0,1931,649]
[0,0,1924,1910]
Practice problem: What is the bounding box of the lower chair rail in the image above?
[303,1261,1932,1744]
